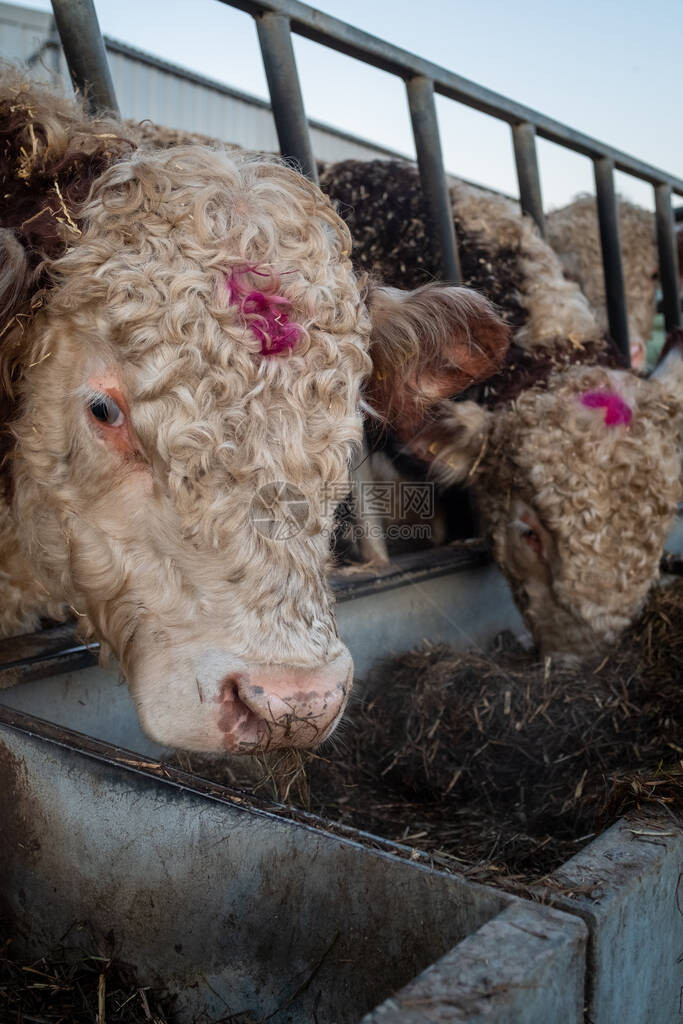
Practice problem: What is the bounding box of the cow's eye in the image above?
[511,516,544,558]
[520,525,541,551]
[89,395,124,427]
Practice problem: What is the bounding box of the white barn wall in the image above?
[0,1,46,63]
[0,0,408,163]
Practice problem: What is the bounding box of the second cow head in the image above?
[412,348,683,656]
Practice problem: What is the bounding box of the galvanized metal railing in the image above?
[50,0,683,360]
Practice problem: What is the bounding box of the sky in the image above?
[20,0,682,210]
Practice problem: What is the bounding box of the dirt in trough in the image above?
[173,576,682,892]
[0,926,175,1023]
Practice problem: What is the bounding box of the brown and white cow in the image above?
[321,158,683,658]
[546,194,659,371]
[408,342,683,656]
[321,160,664,372]
[0,69,509,752]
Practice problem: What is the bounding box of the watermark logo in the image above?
[251,479,435,542]
[324,480,434,523]
[250,481,309,540]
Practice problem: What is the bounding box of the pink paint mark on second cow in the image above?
[580,390,632,427]
[226,267,301,355]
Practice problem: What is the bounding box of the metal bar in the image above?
[654,183,681,332]
[217,0,683,195]
[656,297,683,315]
[333,540,489,601]
[99,37,402,162]
[49,0,119,115]
[349,439,390,566]
[255,11,318,182]
[512,121,545,236]
[593,157,630,364]
[5,529,683,685]
[406,75,461,284]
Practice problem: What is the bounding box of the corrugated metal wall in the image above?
[0,0,406,163]
[0,1,45,59]
[106,45,285,153]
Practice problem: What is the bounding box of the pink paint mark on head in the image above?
[580,390,632,427]
[226,266,301,355]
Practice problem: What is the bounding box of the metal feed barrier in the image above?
[1,2,682,1022]
[50,0,683,361]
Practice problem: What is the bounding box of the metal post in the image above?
[50,0,119,115]
[406,75,461,285]
[593,157,630,364]
[256,11,318,182]
[216,0,683,196]
[350,440,390,566]
[512,121,545,235]
[654,183,681,332]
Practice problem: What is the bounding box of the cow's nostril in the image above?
[234,654,353,748]
[204,652,353,752]
[222,673,242,701]
[215,672,265,749]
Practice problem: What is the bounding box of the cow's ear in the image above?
[405,399,492,486]
[365,282,509,437]
[0,68,133,334]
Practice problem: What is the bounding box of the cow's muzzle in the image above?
[130,643,353,754]
[215,652,353,752]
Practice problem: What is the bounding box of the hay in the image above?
[176,577,682,889]
[0,926,174,1022]
[307,578,681,879]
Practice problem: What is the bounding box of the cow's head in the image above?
[546,195,659,372]
[0,70,509,751]
[413,346,683,656]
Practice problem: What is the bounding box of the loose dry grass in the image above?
[0,928,173,1023]
[177,577,682,889]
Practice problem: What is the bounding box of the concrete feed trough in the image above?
[0,707,588,1023]
[0,543,682,1022]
